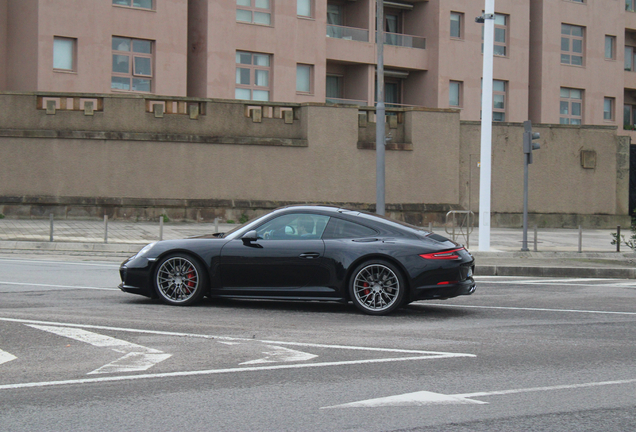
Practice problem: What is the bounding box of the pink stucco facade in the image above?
[0,0,634,128]
[1,0,187,96]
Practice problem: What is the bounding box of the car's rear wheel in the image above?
[349,260,405,315]
[154,254,207,306]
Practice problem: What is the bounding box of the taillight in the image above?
[419,248,464,260]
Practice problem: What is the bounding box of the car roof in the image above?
[277,204,428,237]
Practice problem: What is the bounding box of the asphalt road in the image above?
[0,254,635,432]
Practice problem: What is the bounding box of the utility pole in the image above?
[376,0,385,216]
[477,0,495,251]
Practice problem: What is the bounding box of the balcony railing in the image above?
[377,32,426,49]
[325,97,368,106]
[326,25,369,42]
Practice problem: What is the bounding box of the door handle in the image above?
[299,252,320,259]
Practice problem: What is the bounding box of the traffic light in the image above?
[523,120,540,164]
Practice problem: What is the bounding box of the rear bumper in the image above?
[410,278,476,301]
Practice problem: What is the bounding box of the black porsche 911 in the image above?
[119,205,475,315]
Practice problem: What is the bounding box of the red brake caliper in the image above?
[363,282,370,296]
[186,268,196,292]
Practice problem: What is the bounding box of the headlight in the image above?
[135,242,156,258]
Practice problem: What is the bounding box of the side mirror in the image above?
[241,230,259,242]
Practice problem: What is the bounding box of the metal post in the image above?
[428,222,432,232]
[521,121,531,251]
[478,0,496,251]
[578,225,582,253]
[104,215,108,244]
[533,225,538,252]
[215,217,219,233]
[376,0,386,216]
[49,213,54,242]
[617,225,621,252]
[159,216,164,241]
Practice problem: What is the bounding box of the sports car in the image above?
[119,205,475,315]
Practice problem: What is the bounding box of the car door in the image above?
[218,213,333,297]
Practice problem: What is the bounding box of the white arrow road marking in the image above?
[322,390,486,408]
[322,378,636,409]
[26,324,171,374]
[0,349,17,366]
[239,345,318,365]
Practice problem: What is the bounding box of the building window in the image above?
[604,97,615,121]
[450,12,463,39]
[53,37,75,71]
[605,35,616,60]
[624,104,636,129]
[481,14,508,56]
[449,81,462,107]
[560,88,583,124]
[561,24,584,66]
[493,80,506,121]
[628,0,635,12]
[235,51,271,101]
[111,37,153,92]
[237,0,271,26]
[112,0,153,10]
[297,0,312,18]
[326,74,342,102]
[626,46,636,71]
[296,64,313,94]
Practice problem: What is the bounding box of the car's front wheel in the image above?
[154,254,207,306]
[349,260,405,315]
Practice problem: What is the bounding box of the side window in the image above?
[323,218,377,239]
[255,214,329,240]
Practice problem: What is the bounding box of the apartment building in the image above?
[0,0,188,96]
[0,0,635,131]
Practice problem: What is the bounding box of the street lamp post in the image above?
[376,0,385,216]
[478,0,495,251]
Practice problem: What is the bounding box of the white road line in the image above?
[0,258,119,268]
[0,354,470,391]
[426,304,636,315]
[455,378,636,399]
[0,281,117,291]
[322,378,636,409]
[0,349,17,366]
[26,324,171,374]
[0,317,477,356]
[0,317,475,390]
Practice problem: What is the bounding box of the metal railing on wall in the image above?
[0,215,225,244]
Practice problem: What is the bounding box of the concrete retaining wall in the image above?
[0,92,630,227]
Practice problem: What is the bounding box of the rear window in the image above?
[323,218,377,239]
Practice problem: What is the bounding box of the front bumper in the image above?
[118,256,157,298]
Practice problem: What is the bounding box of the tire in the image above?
[349,260,406,315]
[154,253,208,306]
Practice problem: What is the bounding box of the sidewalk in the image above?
[0,222,634,278]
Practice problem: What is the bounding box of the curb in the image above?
[475,265,636,279]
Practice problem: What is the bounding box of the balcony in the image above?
[326,25,369,42]
[325,97,368,106]
[378,32,426,49]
